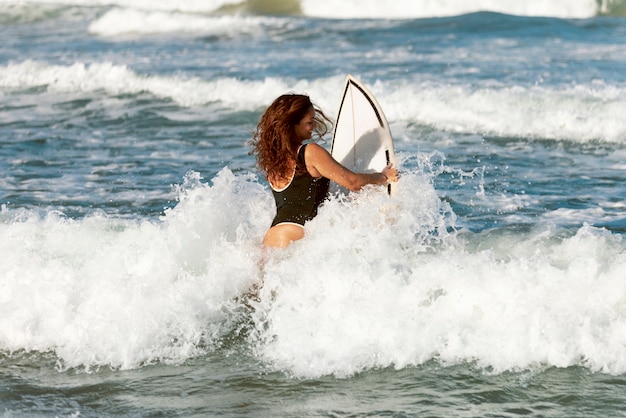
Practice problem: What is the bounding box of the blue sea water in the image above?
[1,0,626,416]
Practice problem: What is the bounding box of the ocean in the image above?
[1,0,626,416]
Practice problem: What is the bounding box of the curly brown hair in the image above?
[250,94,333,183]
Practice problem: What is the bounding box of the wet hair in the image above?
[249,94,333,182]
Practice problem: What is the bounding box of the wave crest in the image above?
[3,0,626,20]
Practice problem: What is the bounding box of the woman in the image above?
[250,94,398,248]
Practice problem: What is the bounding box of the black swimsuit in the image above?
[270,144,330,227]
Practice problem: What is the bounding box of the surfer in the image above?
[250,94,398,248]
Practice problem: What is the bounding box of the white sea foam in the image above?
[1,61,625,143]
[0,0,238,14]
[0,169,270,370]
[378,81,626,144]
[253,219,626,378]
[0,60,341,111]
[1,168,625,376]
[0,0,607,18]
[301,0,601,19]
[88,8,281,37]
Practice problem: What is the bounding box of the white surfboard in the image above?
[331,75,397,195]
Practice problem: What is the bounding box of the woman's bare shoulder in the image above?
[304,142,331,159]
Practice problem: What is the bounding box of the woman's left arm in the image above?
[304,143,397,191]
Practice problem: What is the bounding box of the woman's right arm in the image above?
[304,143,397,191]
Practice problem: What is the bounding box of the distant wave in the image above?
[2,0,626,19]
[302,0,595,19]
[384,81,626,144]
[0,0,239,14]
[87,8,281,36]
[0,60,335,109]
[299,0,626,19]
[1,60,625,143]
